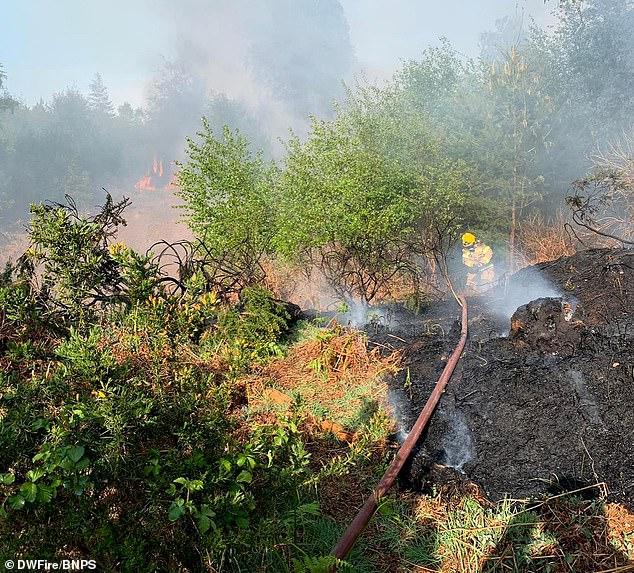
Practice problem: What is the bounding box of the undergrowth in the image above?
[0,197,396,572]
[1,197,632,572]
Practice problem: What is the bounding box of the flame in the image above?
[135,174,155,192]
[152,157,164,178]
[135,156,167,192]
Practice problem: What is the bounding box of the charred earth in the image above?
[371,248,634,505]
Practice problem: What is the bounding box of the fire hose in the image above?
[331,295,469,565]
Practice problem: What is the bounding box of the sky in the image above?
[0,0,554,107]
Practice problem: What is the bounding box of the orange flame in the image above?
[135,174,155,192]
[135,156,166,192]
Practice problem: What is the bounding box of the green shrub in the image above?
[177,122,278,295]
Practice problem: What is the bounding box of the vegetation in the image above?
[0,197,395,571]
[0,66,268,229]
[165,0,633,302]
[5,200,629,571]
[176,122,278,294]
[2,0,634,571]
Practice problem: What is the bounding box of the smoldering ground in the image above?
[372,248,634,504]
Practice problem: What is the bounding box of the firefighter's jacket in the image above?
[462,242,493,271]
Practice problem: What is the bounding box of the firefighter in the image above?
[461,232,495,292]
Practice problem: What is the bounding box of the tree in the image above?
[553,0,634,123]
[20,195,139,323]
[145,59,208,163]
[87,73,114,117]
[480,13,528,64]
[204,94,271,159]
[567,131,634,245]
[248,0,354,119]
[527,0,634,191]
[0,63,16,114]
[176,120,277,296]
[479,47,552,269]
[396,41,551,266]
[276,100,468,302]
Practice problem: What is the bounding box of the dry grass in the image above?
[606,503,634,557]
[246,323,400,431]
[516,212,577,267]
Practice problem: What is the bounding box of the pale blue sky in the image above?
[344,0,553,67]
[1,0,553,107]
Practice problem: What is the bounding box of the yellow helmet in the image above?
[462,232,476,247]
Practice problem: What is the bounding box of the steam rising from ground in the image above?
[387,387,411,444]
[439,408,475,472]
[485,264,563,323]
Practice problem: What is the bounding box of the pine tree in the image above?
[88,73,114,116]
[0,62,16,112]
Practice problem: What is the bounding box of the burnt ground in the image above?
[366,248,634,505]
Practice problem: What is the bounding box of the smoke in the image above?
[387,386,412,443]
[151,0,355,157]
[439,407,475,471]
[339,300,391,329]
[485,264,563,324]
[568,369,602,426]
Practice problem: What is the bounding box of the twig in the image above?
[386,333,407,343]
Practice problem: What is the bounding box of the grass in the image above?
[516,213,576,267]
[245,321,400,434]
[328,491,634,572]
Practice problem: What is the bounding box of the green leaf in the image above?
[236,470,252,484]
[25,469,45,483]
[71,476,89,496]
[32,451,49,462]
[20,482,37,503]
[197,514,212,534]
[8,494,25,510]
[36,484,54,503]
[31,418,49,431]
[75,457,90,471]
[219,459,232,475]
[235,516,250,528]
[168,500,186,522]
[67,445,85,463]
[199,504,215,518]
[187,479,204,492]
[0,473,15,485]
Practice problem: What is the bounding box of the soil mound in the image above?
[377,248,634,504]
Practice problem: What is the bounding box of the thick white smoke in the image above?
[153,0,356,154]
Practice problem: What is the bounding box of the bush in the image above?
[0,219,316,570]
[276,106,468,302]
[176,122,278,296]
